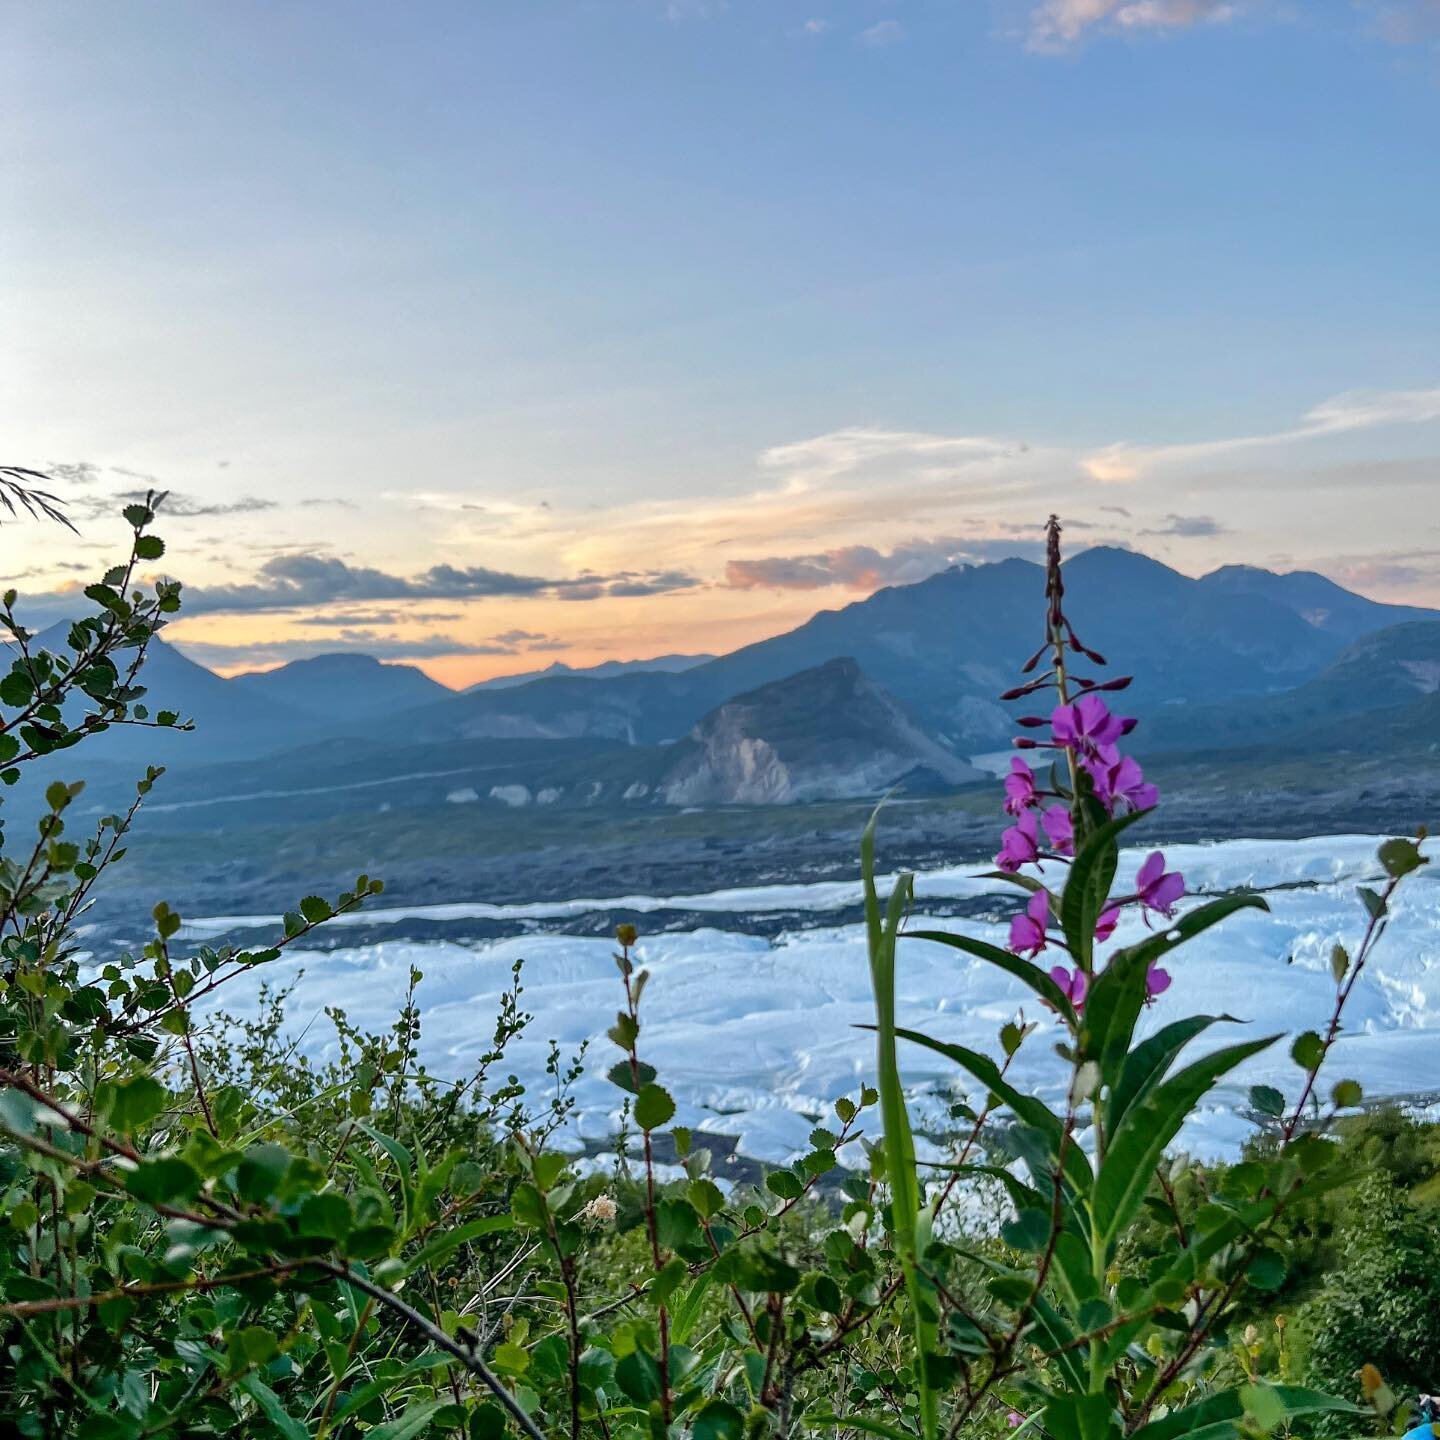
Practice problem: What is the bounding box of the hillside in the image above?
[656,657,984,804]
[232,652,451,719]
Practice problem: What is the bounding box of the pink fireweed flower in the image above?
[1146,964,1173,999]
[1009,890,1050,958]
[996,810,1041,872]
[1003,757,1039,815]
[1049,964,1088,1008]
[1006,1413,1025,1430]
[1094,904,1122,942]
[1136,851,1185,917]
[1051,694,1131,755]
[1086,751,1158,815]
[1040,804,1074,855]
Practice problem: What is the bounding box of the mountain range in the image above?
[23,547,1438,809]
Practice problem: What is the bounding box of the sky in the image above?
[4,0,1440,685]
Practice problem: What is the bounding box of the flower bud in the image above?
[615,923,638,948]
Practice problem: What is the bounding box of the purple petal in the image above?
[1136,850,1164,891]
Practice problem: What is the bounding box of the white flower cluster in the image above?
[580,1193,617,1224]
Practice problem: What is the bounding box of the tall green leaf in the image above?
[860,806,936,1440]
[1059,809,1149,972]
[907,929,1077,1024]
[1093,1036,1278,1248]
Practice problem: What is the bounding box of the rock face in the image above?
[658,658,984,805]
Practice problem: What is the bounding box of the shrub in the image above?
[1299,1175,1440,1428]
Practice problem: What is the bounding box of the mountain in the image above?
[394,549,1436,756]
[28,626,318,764]
[1197,565,1436,643]
[656,658,985,804]
[1142,620,1440,753]
[232,653,452,720]
[467,653,714,691]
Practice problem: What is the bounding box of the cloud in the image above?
[1363,0,1440,46]
[1028,0,1235,49]
[176,631,516,669]
[1081,385,1440,483]
[725,535,1042,591]
[491,628,551,645]
[859,20,906,45]
[801,18,829,34]
[1315,548,1440,596]
[177,553,701,616]
[68,489,278,521]
[605,570,703,597]
[1140,513,1228,537]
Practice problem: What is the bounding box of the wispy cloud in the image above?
[1081,386,1440,482]
[1028,0,1235,52]
[180,553,701,616]
[859,19,906,46]
[1140,513,1227,537]
[725,535,1042,591]
[178,631,519,668]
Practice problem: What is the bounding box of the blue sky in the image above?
[5,0,1440,680]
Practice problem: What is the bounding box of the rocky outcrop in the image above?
[657,658,984,805]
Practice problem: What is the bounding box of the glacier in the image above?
[185,834,1440,1167]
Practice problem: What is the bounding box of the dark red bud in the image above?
[1016,715,1049,728]
[1094,675,1133,692]
[1012,737,1040,749]
[999,677,1048,701]
[1119,716,1138,735]
[1020,643,1048,675]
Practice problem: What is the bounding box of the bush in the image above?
[1299,1175,1440,1426]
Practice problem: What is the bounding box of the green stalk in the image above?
[861,807,938,1440]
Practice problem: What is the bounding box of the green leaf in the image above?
[1086,895,1267,1080]
[1357,885,1387,920]
[366,1402,450,1440]
[1093,1035,1278,1248]
[615,1349,662,1404]
[1246,1249,1287,1291]
[405,1213,513,1274]
[297,1191,352,1242]
[606,1059,655,1094]
[110,1075,168,1133]
[1108,1014,1236,1133]
[692,1399,745,1440]
[1331,1078,1363,1109]
[1378,836,1426,878]
[1291,1031,1325,1071]
[298,894,333,924]
[133,535,166,561]
[1128,1386,1367,1440]
[907,929,1076,1023]
[1059,807,1150,972]
[765,1170,803,1201]
[125,1156,202,1206]
[238,1375,309,1440]
[1000,1207,1052,1253]
[1249,1084,1285,1117]
[634,1082,676,1131]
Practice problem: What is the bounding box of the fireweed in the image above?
[861,515,1430,1440]
[994,520,1181,1012]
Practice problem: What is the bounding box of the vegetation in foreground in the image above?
[0,497,1433,1438]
